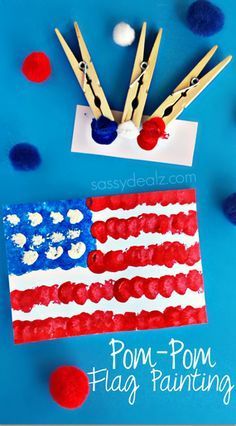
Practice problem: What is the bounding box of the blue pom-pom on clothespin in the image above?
[187,0,224,37]
[9,143,41,171]
[91,116,118,145]
[223,193,236,225]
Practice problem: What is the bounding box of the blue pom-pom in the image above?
[91,116,118,145]
[223,193,236,225]
[9,143,41,171]
[187,0,224,36]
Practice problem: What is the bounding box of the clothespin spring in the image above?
[130,61,149,88]
[79,60,89,92]
[78,60,102,111]
[173,77,200,96]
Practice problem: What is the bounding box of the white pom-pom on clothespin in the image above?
[113,22,135,47]
[118,120,139,139]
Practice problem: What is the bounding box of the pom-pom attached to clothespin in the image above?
[56,24,117,146]
[49,366,90,409]
[9,143,42,171]
[113,22,135,47]
[187,0,224,36]
[91,116,118,145]
[137,117,168,150]
[118,120,140,139]
[22,52,51,82]
[222,193,236,225]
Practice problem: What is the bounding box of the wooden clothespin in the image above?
[150,45,232,125]
[137,45,232,150]
[121,22,162,128]
[55,23,114,121]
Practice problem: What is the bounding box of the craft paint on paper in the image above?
[87,338,235,406]
[71,105,198,167]
[3,188,206,344]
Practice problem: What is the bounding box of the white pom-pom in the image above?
[118,121,139,139]
[113,22,135,47]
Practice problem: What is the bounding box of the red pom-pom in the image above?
[49,366,89,409]
[137,117,168,150]
[22,52,51,83]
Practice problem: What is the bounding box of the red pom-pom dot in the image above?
[137,117,168,150]
[22,52,51,83]
[49,366,89,409]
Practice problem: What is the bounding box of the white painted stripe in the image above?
[92,203,196,222]
[97,230,199,252]
[9,260,203,291]
[11,288,206,322]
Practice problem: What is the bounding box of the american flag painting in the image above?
[3,189,207,344]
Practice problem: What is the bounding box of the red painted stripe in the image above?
[87,242,200,273]
[86,189,196,212]
[11,284,60,313]
[91,211,197,243]
[13,305,207,344]
[112,270,203,302]
[10,270,203,312]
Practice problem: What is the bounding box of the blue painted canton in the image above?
[3,198,96,275]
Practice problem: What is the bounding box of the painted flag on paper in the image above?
[3,189,207,344]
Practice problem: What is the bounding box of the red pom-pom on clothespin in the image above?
[137,117,168,150]
[22,52,51,83]
[49,366,89,409]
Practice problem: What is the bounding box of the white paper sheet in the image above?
[71,105,198,166]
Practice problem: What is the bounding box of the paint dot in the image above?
[50,232,65,243]
[46,246,63,260]
[22,250,38,265]
[12,233,27,248]
[32,235,45,246]
[67,209,84,224]
[6,214,20,225]
[9,143,41,171]
[67,230,81,239]
[28,212,43,226]
[50,212,64,224]
[68,242,86,259]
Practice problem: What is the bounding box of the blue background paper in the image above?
[0,0,235,423]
